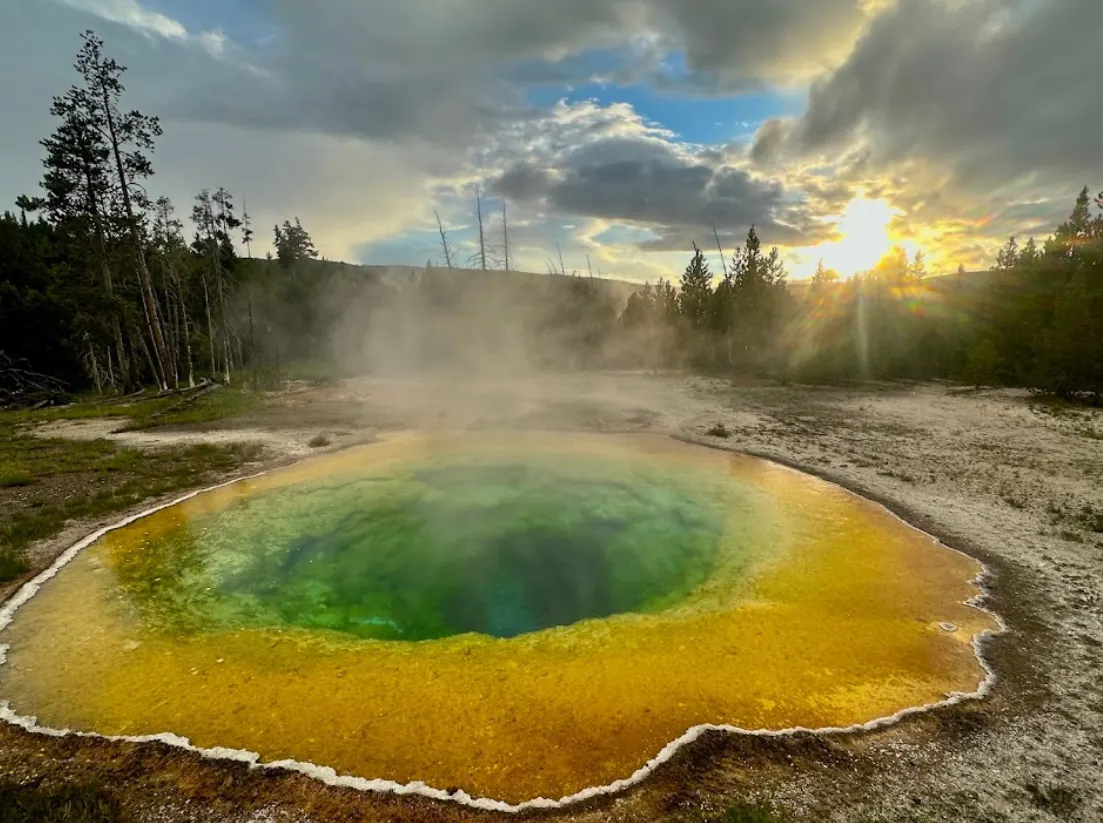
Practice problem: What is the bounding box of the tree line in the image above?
[0,31,323,398]
[1,32,1101,403]
[613,187,1101,402]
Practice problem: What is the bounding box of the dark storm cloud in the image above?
[250,0,872,130]
[8,0,877,178]
[488,125,827,249]
[635,221,815,253]
[494,164,556,203]
[4,0,855,264]
[752,0,1103,195]
[95,0,873,145]
[645,0,867,86]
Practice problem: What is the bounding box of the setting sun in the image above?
[818,196,900,275]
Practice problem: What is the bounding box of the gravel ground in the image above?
[2,374,1101,823]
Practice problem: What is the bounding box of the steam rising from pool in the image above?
[0,433,999,807]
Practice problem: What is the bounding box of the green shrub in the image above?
[0,546,28,583]
[0,780,128,823]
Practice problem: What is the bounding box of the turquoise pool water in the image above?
[114,452,754,641]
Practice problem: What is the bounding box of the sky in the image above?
[1,0,1100,282]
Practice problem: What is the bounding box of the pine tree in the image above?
[211,187,242,381]
[711,268,737,367]
[910,250,928,280]
[728,226,781,370]
[193,190,221,378]
[679,244,713,330]
[35,66,131,390]
[72,31,171,389]
[811,259,840,293]
[274,218,319,269]
[995,236,1019,271]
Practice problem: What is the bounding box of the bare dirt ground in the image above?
[2,374,1101,822]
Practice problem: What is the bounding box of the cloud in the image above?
[155,124,455,262]
[7,0,1098,280]
[751,0,1103,248]
[640,0,874,89]
[55,0,187,40]
[48,0,878,147]
[486,100,827,253]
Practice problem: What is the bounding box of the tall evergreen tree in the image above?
[679,244,713,331]
[274,218,319,269]
[34,63,131,389]
[72,31,171,388]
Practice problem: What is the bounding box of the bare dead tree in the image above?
[434,209,454,269]
[557,242,567,276]
[713,223,728,275]
[476,186,488,270]
[502,201,510,272]
[243,197,258,391]
[82,333,104,395]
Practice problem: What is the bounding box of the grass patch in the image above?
[0,466,32,488]
[1029,395,1097,418]
[308,434,331,449]
[0,779,129,823]
[125,387,263,430]
[877,469,918,484]
[2,385,264,433]
[706,423,732,439]
[0,423,265,583]
[0,546,29,582]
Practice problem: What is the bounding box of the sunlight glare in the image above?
[820,196,900,275]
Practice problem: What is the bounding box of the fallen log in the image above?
[145,382,221,421]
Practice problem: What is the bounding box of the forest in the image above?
[1,32,1101,405]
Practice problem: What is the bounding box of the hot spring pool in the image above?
[0,433,998,808]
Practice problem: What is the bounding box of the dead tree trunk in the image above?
[100,78,169,390]
[476,186,487,270]
[216,269,232,385]
[164,281,180,387]
[712,224,728,275]
[134,324,158,388]
[83,162,131,391]
[202,273,217,380]
[170,266,195,388]
[435,210,454,269]
[502,201,510,272]
[84,334,103,395]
